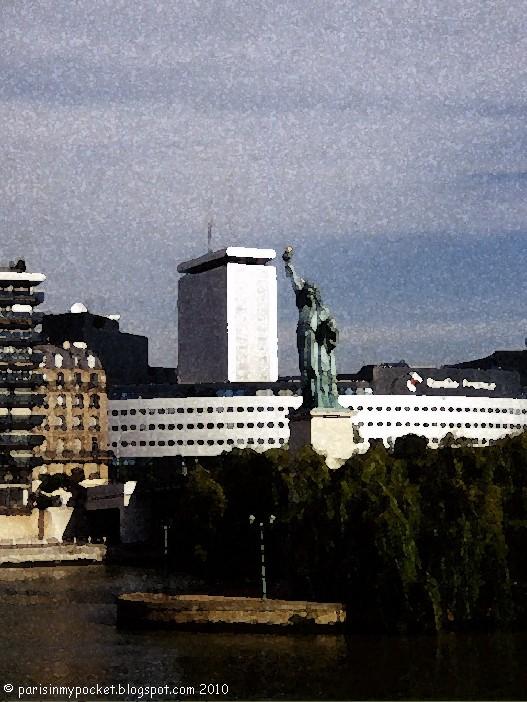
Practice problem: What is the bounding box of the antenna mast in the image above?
[207,219,213,253]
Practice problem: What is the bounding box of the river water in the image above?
[0,564,526,700]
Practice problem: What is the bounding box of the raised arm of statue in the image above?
[282,246,304,292]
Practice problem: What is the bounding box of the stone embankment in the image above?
[0,543,106,565]
[117,593,346,632]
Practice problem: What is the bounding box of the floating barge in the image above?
[117,593,346,632]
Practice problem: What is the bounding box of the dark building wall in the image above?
[372,365,522,398]
[42,313,150,387]
[449,351,527,388]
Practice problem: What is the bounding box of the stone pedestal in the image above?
[288,408,356,469]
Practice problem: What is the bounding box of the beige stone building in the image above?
[34,343,111,483]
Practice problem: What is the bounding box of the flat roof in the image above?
[177,247,276,274]
[0,272,46,283]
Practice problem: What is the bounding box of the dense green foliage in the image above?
[153,433,527,632]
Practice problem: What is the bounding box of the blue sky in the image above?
[1,0,526,373]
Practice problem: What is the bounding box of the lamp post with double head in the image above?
[249,514,276,599]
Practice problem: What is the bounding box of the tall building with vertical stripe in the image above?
[177,248,278,384]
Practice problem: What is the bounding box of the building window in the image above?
[89,394,100,409]
[57,372,64,386]
[148,424,155,430]
[73,394,84,408]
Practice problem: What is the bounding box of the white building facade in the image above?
[108,392,527,460]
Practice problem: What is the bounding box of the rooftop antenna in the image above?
[207,218,213,253]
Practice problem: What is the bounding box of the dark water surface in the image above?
[0,564,526,700]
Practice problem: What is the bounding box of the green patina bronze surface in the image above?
[283,246,340,409]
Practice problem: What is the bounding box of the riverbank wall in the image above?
[0,542,106,565]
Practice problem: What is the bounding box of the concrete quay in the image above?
[117,593,346,632]
[0,542,106,566]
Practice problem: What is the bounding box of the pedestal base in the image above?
[288,408,356,469]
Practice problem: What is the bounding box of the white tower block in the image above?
[177,247,278,384]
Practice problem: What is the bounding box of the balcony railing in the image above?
[0,372,44,387]
[0,353,41,366]
[0,433,44,448]
[0,415,45,430]
[0,291,44,306]
[0,393,46,408]
[0,331,42,346]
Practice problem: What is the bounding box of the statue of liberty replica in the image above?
[282,246,340,409]
[282,246,355,468]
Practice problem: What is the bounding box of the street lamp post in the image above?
[249,514,275,599]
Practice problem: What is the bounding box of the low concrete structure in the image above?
[0,506,74,543]
[117,594,346,631]
[0,542,105,565]
[289,408,357,469]
[85,481,150,543]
